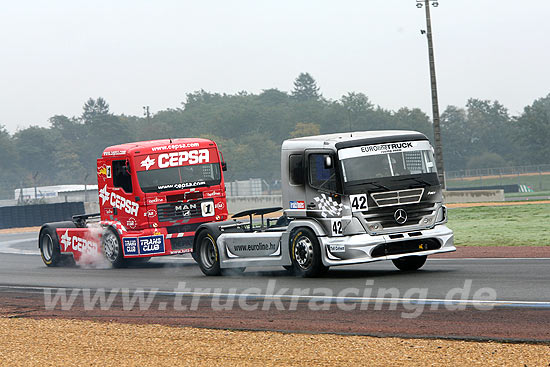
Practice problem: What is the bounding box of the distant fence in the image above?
[0,202,84,230]
[226,178,280,196]
[446,185,519,193]
[447,164,550,180]
[446,164,550,192]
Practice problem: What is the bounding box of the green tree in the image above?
[340,92,373,131]
[465,98,512,160]
[440,105,470,171]
[13,126,57,184]
[291,73,321,101]
[258,88,289,105]
[290,122,321,138]
[81,97,110,124]
[391,108,432,139]
[466,152,509,169]
[516,93,550,164]
[80,97,130,159]
[50,115,83,143]
[0,125,19,198]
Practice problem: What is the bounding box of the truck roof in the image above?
[102,138,217,158]
[282,130,428,150]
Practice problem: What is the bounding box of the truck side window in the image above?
[112,160,133,193]
[289,154,304,185]
[309,154,337,192]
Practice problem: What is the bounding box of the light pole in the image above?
[143,106,151,125]
[416,0,446,188]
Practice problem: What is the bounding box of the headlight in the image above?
[435,206,447,224]
[422,217,433,225]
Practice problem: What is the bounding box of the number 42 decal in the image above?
[331,219,343,236]
[350,194,368,212]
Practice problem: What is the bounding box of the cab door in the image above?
[110,159,140,231]
[304,150,344,227]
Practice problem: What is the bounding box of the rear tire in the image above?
[392,255,427,271]
[102,228,126,268]
[39,227,62,267]
[196,231,221,276]
[290,228,327,277]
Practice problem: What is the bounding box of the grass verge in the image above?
[505,190,550,198]
[447,203,550,246]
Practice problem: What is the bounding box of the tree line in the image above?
[1,72,549,199]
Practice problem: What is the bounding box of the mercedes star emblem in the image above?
[394,209,407,225]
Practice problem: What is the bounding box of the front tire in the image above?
[102,228,126,268]
[196,231,221,276]
[392,255,427,271]
[290,228,327,277]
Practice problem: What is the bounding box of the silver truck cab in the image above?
[193,130,455,276]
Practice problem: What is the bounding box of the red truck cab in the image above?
[39,138,229,267]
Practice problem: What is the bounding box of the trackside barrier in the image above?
[0,202,85,229]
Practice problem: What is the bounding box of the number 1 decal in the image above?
[201,201,215,217]
[331,219,343,236]
[350,194,368,212]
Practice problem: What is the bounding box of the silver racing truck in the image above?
[192,130,455,276]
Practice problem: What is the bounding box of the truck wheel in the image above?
[290,228,328,277]
[102,228,126,268]
[392,255,427,271]
[196,231,221,276]
[39,227,62,267]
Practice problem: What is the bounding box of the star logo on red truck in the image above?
[60,230,71,251]
[99,185,110,205]
[140,155,156,171]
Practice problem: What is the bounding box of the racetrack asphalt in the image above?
[1,231,550,342]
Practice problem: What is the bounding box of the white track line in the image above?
[2,285,550,308]
[0,238,39,255]
[428,258,550,261]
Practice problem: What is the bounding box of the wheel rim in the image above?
[200,236,217,269]
[103,231,119,262]
[294,236,314,270]
[41,234,53,261]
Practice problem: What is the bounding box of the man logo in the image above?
[394,209,407,225]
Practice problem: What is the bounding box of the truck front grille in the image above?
[361,202,437,229]
[157,201,202,222]
[371,188,424,207]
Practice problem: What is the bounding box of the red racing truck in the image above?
[39,138,229,267]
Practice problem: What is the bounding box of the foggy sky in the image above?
[1,0,549,132]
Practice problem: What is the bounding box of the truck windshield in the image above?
[338,141,437,183]
[136,163,221,193]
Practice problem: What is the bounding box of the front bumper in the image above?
[318,224,454,266]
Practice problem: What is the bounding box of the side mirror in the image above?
[221,162,227,171]
[324,156,333,169]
